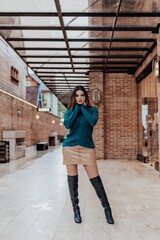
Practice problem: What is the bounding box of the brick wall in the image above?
[0,90,67,146]
[104,73,138,159]
[148,98,158,118]
[89,72,138,160]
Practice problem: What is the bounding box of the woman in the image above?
[62,86,114,224]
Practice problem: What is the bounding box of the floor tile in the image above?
[0,146,160,240]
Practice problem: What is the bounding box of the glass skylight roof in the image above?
[1,0,160,104]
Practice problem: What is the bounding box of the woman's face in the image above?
[75,90,86,105]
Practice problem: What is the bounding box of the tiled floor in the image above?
[0,146,160,240]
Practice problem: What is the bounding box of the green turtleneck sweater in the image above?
[62,104,98,148]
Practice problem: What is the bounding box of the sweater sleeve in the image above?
[63,105,80,129]
[81,105,98,126]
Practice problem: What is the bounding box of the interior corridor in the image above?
[0,146,160,240]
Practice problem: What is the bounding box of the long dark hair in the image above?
[67,86,91,110]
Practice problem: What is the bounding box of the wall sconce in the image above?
[17,109,21,116]
[92,88,101,105]
[52,120,55,124]
[36,115,40,119]
[153,58,160,78]
[60,122,63,126]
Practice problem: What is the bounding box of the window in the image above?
[11,66,19,84]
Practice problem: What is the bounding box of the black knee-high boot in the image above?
[67,175,82,223]
[90,175,114,224]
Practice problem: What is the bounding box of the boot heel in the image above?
[104,208,114,224]
[74,206,82,223]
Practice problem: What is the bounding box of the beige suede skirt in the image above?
[62,145,96,165]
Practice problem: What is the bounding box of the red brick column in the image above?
[104,73,138,159]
